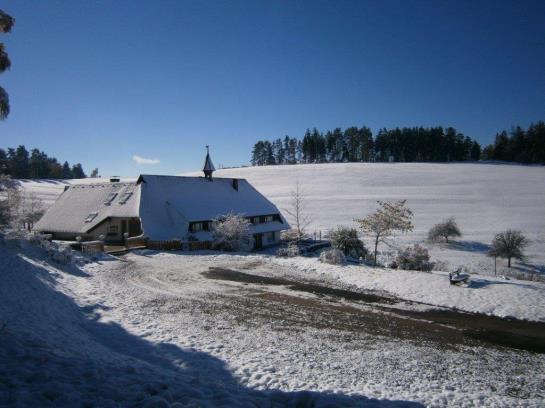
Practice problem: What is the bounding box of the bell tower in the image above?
[202,145,216,181]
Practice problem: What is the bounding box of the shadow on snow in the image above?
[0,242,423,407]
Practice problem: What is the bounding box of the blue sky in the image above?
[1,0,544,176]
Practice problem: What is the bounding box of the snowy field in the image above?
[186,162,545,278]
[1,239,544,407]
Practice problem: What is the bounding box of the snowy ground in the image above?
[7,163,544,406]
[1,238,544,407]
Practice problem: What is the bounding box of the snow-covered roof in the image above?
[34,182,140,234]
[137,175,287,239]
[35,174,288,240]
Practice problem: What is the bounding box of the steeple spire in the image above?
[203,145,215,181]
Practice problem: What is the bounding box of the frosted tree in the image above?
[284,180,311,243]
[21,192,45,230]
[428,217,462,243]
[355,200,414,266]
[488,230,529,268]
[0,175,21,228]
[211,213,251,252]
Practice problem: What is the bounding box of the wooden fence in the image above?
[81,241,104,255]
[125,236,149,249]
[148,239,183,251]
[188,241,212,251]
[80,237,211,253]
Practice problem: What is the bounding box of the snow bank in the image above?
[273,256,545,322]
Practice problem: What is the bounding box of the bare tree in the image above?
[428,217,462,243]
[284,180,311,242]
[355,200,414,266]
[488,230,529,268]
[21,192,45,230]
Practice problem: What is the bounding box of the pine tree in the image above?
[0,9,14,120]
[71,163,86,179]
[62,161,72,179]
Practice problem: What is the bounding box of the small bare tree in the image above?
[284,180,311,243]
[428,217,462,243]
[21,192,45,230]
[355,200,414,266]
[488,230,529,268]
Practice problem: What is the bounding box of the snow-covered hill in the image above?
[18,162,545,276]
[188,162,545,276]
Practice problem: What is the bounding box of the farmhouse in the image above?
[34,153,288,250]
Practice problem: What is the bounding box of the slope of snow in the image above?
[185,163,545,276]
[270,256,545,322]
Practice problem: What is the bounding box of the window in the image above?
[103,192,118,205]
[109,225,118,233]
[119,192,133,204]
[251,216,260,225]
[266,231,276,243]
[191,222,203,233]
[264,215,274,223]
[84,212,98,223]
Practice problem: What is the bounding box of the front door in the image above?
[121,220,128,237]
[253,234,263,250]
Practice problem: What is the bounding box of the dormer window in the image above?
[264,215,273,223]
[119,192,133,204]
[84,212,98,223]
[103,192,118,205]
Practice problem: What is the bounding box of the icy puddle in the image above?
[203,266,545,353]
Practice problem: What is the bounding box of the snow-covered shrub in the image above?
[50,244,73,264]
[328,226,367,258]
[319,248,346,265]
[428,217,462,243]
[211,213,251,252]
[281,228,306,244]
[277,243,300,257]
[396,244,431,271]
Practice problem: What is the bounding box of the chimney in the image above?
[232,178,239,191]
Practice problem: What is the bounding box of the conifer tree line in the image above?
[482,121,545,164]
[0,145,89,179]
[251,121,545,166]
[251,126,482,166]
